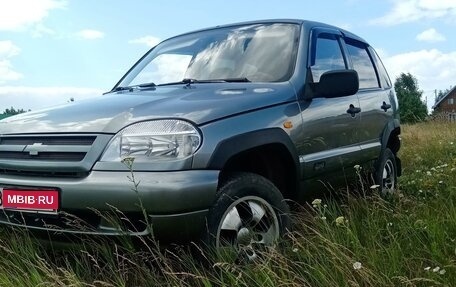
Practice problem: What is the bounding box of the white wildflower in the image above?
[432,266,440,272]
[335,216,347,226]
[439,181,443,184]
[439,269,446,275]
[353,262,362,270]
[321,216,327,220]
[370,184,380,189]
[426,171,432,176]
[292,248,298,253]
[312,199,322,208]
[354,164,361,171]
[424,266,431,271]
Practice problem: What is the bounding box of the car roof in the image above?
[164,19,367,44]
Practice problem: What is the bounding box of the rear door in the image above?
[343,37,393,164]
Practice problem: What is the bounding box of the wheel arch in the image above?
[381,119,401,176]
[207,128,300,199]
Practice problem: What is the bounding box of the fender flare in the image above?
[207,128,299,172]
[381,118,401,176]
[381,119,401,151]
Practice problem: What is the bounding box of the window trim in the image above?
[308,27,345,68]
[343,37,382,91]
[368,46,392,89]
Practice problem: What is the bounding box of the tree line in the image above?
[393,72,450,124]
[2,107,28,116]
[394,73,427,124]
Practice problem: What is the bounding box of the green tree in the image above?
[436,88,451,103]
[394,73,428,124]
[2,107,26,116]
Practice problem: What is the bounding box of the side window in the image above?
[311,34,346,82]
[345,40,379,90]
[369,47,392,88]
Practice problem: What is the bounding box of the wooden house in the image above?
[433,87,456,121]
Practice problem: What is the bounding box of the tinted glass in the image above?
[346,41,379,89]
[369,46,392,88]
[119,23,300,86]
[312,35,346,82]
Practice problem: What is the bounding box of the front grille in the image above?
[0,135,96,162]
[0,209,101,232]
[0,134,110,177]
[0,136,96,146]
[0,151,85,161]
[0,209,148,234]
[0,169,87,178]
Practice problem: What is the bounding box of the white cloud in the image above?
[0,86,104,111]
[383,49,456,108]
[0,41,22,83]
[0,41,20,58]
[416,28,446,42]
[129,36,161,47]
[76,29,105,40]
[0,61,23,83]
[31,23,56,38]
[371,0,456,25]
[0,0,65,31]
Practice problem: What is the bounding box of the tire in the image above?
[375,148,397,196]
[205,173,290,260]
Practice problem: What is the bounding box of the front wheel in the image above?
[205,173,290,260]
[375,148,397,196]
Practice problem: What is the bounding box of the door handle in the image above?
[381,101,391,112]
[347,104,361,117]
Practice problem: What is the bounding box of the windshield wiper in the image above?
[138,82,156,88]
[111,82,157,93]
[112,77,250,92]
[112,86,133,92]
[214,77,250,83]
[157,77,250,86]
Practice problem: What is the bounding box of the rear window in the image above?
[345,40,380,90]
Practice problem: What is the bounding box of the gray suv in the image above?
[0,20,400,253]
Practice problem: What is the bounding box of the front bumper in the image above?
[0,170,219,241]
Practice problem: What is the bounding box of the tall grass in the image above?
[0,121,455,286]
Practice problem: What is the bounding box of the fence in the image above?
[431,112,456,122]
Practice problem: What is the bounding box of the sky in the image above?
[1,0,456,112]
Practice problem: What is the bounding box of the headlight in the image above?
[100,120,201,162]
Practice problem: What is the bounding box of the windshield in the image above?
[117,23,300,88]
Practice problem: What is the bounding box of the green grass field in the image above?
[0,121,455,286]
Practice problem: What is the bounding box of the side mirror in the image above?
[314,69,359,98]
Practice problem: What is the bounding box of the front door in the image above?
[297,28,361,196]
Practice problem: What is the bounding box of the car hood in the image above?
[0,83,296,134]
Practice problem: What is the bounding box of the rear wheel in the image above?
[205,173,289,260]
[375,148,397,196]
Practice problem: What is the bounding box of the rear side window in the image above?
[369,47,392,88]
[345,40,379,90]
[311,34,346,82]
